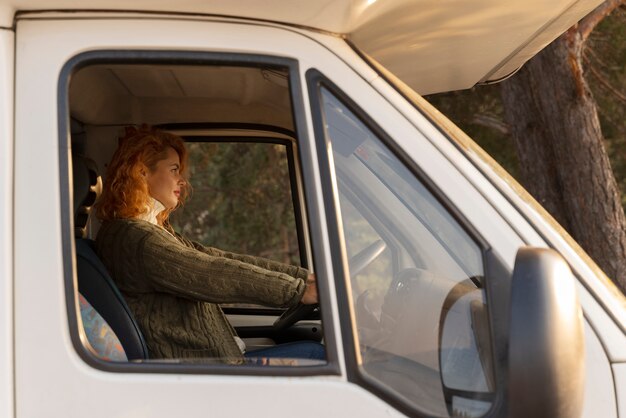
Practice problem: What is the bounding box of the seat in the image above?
[75,239,149,360]
[78,292,127,362]
[73,153,149,360]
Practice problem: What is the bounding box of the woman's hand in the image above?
[301,273,318,305]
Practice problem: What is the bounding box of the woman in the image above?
[95,126,321,364]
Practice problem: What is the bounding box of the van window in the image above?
[318,86,494,417]
[170,140,302,267]
[66,60,325,371]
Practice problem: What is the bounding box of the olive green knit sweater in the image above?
[95,219,309,363]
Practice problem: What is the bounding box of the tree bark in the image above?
[501,28,626,293]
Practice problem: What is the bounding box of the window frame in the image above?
[306,68,512,417]
[59,50,340,376]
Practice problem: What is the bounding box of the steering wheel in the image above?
[272,239,387,330]
[348,239,386,278]
[272,302,319,330]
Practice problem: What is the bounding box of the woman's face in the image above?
[146,147,185,210]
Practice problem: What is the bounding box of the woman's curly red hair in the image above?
[96,126,189,226]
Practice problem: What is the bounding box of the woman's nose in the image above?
[177,176,186,186]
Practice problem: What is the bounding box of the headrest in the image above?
[72,154,102,238]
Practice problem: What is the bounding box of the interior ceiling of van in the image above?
[10,0,604,94]
[70,65,293,130]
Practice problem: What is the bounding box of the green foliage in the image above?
[170,141,300,266]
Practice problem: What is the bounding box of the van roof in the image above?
[2,0,603,94]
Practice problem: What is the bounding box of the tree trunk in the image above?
[501,29,626,293]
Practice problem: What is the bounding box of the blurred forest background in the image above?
[426,6,626,198]
[170,141,302,266]
[427,5,626,293]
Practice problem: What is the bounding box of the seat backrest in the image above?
[76,238,149,360]
[72,152,149,360]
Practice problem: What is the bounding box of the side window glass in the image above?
[338,193,393,322]
[319,87,494,417]
[170,140,302,267]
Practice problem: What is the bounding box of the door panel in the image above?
[15,16,394,418]
[0,27,14,418]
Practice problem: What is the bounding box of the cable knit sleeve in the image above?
[180,237,310,281]
[139,227,306,308]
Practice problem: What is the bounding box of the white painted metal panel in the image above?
[350,0,604,93]
[5,0,604,94]
[614,363,626,418]
[13,15,525,417]
[581,320,617,418]
[13,13,624,418]
[0,27,14,418]
[14,17,407,418]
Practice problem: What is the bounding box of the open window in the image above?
[64,54,329,372]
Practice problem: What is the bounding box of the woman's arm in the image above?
[139,228,307,307]
[176,233,310,281]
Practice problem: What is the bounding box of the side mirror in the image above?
[508,248,585,418]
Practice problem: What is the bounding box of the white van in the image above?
[0,1,624,417]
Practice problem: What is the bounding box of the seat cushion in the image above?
[79,293,127,361]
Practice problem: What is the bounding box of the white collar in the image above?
[138,197,166,226]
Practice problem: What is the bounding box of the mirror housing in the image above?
[508,247,585,418]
